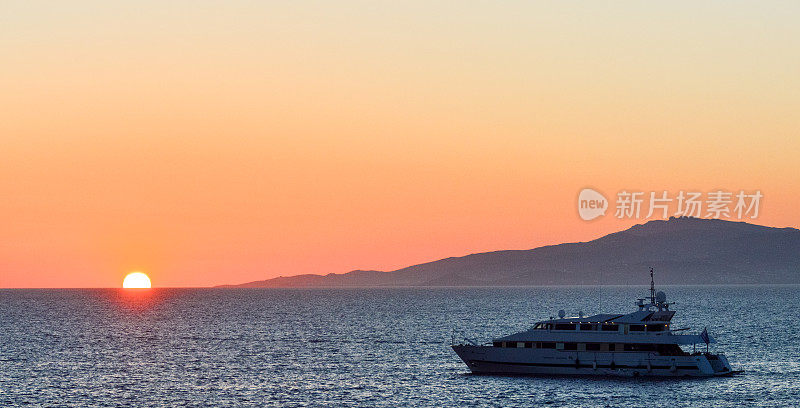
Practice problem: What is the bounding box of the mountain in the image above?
[216,217,800,287]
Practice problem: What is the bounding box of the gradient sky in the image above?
[2,1,799,287]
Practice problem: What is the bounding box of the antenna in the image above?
[650,267,655,305]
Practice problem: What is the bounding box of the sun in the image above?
[122,272,152,288]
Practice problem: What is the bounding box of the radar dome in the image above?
[656,291,666,303]
[558,309,566,318]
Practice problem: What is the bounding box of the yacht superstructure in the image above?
[451,269,736,377]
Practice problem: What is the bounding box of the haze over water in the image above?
[2,286,797,407]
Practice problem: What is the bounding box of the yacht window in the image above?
[505,342,516,348]
[580,324,593,331]
[656,344,686,356]
[623,343,657,351]
[525,342,533,348]
[630,325,645,331]
[647,324,667,332]
[554,324,575,330]
[608,343,616,351]
[601,324,618,332]
[493,342,502,347]
[563,343,578,351]
[539,342,555,349]
[586,343,601,351]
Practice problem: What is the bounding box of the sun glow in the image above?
[122,272,152,288]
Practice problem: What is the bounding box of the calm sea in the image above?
[2,286,798,407]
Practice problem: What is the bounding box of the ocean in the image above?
[2,286,798,407]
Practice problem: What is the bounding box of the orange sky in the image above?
[2,2,799,287]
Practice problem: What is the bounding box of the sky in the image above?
[2,1,799,288]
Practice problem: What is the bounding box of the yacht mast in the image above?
[650,267,655,305]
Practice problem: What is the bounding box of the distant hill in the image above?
[216,217,800,287]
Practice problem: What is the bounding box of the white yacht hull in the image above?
[452,345,733,377]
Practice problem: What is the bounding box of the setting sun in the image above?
[122,272,152,289]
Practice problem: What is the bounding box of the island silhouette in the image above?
[217,217,800,287]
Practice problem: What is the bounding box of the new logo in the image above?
[578,188,608,221]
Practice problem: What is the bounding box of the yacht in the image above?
[451,269,737,377]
